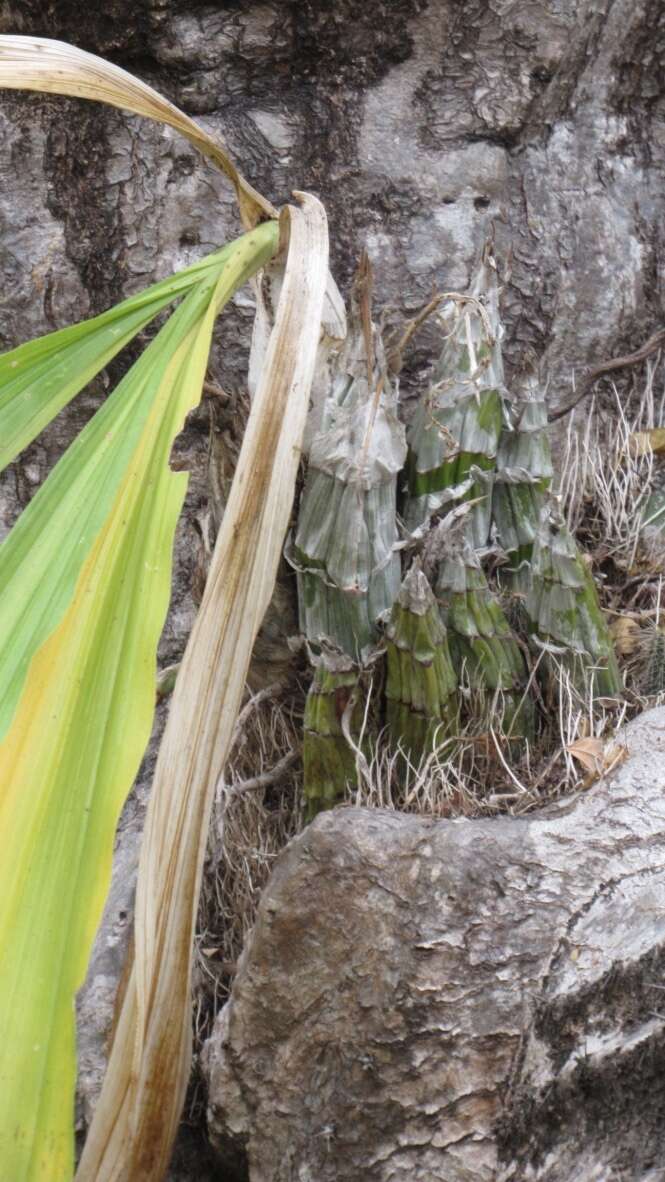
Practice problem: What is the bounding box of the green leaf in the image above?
[303,651,362,819]
[526,504,622,697]
[436,536,535,739]
[0,220,279,1180]
[0,227,278,741]
[493,372,554,578]
[404,245,505,547]
[0,244,232,474]
[295,255,405,659]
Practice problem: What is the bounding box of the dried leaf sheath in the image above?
[404,244,504,546]
[526,505,622,698]
[302,650,364,819]
[77,195,329,1181]
[435,537,534,739]
[385,561,458,766]
[294,254,406,659]
[493,371,553,583]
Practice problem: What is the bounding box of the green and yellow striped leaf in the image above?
[0,221,279,1180]
[0,243,236,474]
[0,226,277,742]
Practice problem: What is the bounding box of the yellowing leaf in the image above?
[0,226,277,742]
[0,223,279,1180]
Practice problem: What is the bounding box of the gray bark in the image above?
[2,0,664,401]
[204,706,665,1182]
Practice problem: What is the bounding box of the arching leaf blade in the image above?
[77,192,329,1182]
[0,223,278,1181]
[0,36,276,227]
[0,241,236,473]
[0,222,278,741]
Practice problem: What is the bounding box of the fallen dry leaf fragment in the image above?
[628,428,665,457]
[567,737,628,786]
[609,615,641,657]
[568,737,605,774]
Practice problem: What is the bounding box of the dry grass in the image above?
[348,662,631,819]
[187,683,305,1120]
[559,359,665,697]
[195,685,304,1014]
[559,363,664,572]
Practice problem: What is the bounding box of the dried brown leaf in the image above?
[609,615,641,657]
[567,736,606,774]
[77,193,329,1181]
[629,428,665,457]
[568,737,628,786]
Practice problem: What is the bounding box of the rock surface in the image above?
[204,706,665,1181]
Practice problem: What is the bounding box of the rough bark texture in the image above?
[3,4,664,687]
[1,2,664,1178]
[204,706,665,1182]
[2,0,665,402]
